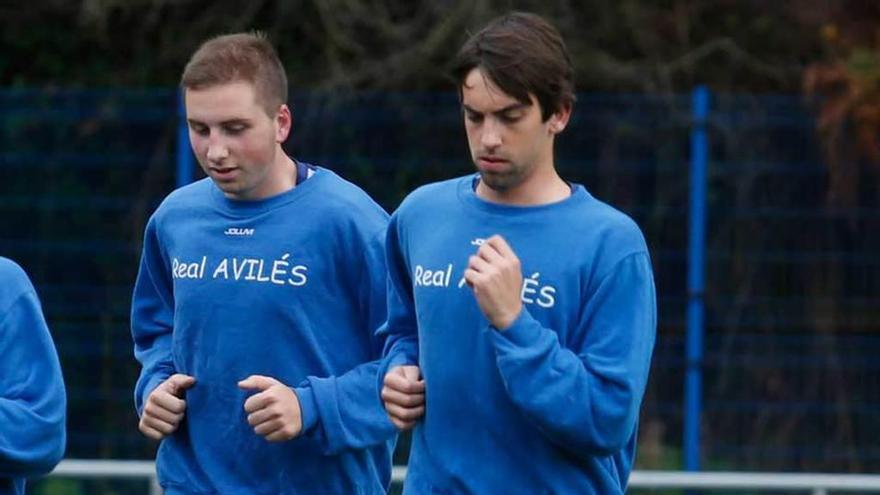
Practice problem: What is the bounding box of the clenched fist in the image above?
[382,365,425,431]
[139,373,196,440]
[464,235,523,330]
[238,375,303,442]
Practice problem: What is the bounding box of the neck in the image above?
[265,150,297,196]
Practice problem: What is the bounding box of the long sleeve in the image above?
[0,288,66,477]
[294,225,397,454]
[376,213,419,375]
[489,252,656,456]
[373,212,421,423]
[131,217,176,416]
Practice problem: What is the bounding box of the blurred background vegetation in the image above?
[0,0,841,91]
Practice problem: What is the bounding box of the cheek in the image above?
[188,135,208,156]
[465,125,480,149]
[520,127,544,151]
[235,138,272,162]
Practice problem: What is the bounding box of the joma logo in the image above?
[224,227,255,236]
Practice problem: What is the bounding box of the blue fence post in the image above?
[685,85,709,472]
[175,90,194,188]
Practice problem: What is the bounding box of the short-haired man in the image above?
[132,32,395,494]
[380,13,656,494]
[0,257,66,495]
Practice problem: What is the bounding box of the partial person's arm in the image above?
[377,213,425,430]
[489,251,656,456]
[377,213,420,374]
[0,282,66,477]
[289,224,400,454]
[131,217,177,416]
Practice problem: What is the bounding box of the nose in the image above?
[480,119,502,150]
[206,137,229,163]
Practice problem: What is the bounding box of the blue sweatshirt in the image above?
[131,166,396,495]
[0,257,66,495]
[380,176,656,494]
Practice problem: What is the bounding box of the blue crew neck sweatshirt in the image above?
[0,257,66,495]
[131,166,396,495]
[380,176,657,494]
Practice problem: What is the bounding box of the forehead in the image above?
[184,81,263,121]
[461,68,531,112]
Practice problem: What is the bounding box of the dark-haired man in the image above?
[380,12,656,494]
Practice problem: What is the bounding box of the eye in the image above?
[189,123,209,136]
[498,111,522,124]
[464,110,483,124]
[224,123,248,135]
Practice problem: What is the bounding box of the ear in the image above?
[547,103,572,135]
[275,104,292,142]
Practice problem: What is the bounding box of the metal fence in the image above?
[2,87,878,483]
[45,460,880,495]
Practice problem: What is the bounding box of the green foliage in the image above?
[30,478,80,495]
[0,0,824,92]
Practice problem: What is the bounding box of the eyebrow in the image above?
[462,103,529,116]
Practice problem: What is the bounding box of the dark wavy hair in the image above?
[451,12,575,121]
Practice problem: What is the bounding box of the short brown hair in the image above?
[181,31,288,116]
[451,12,575,121]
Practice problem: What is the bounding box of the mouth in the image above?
[209,166,239,181]
[477,156,509,172]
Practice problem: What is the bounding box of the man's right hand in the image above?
[139,374,196,440]
[381,365,425,431]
